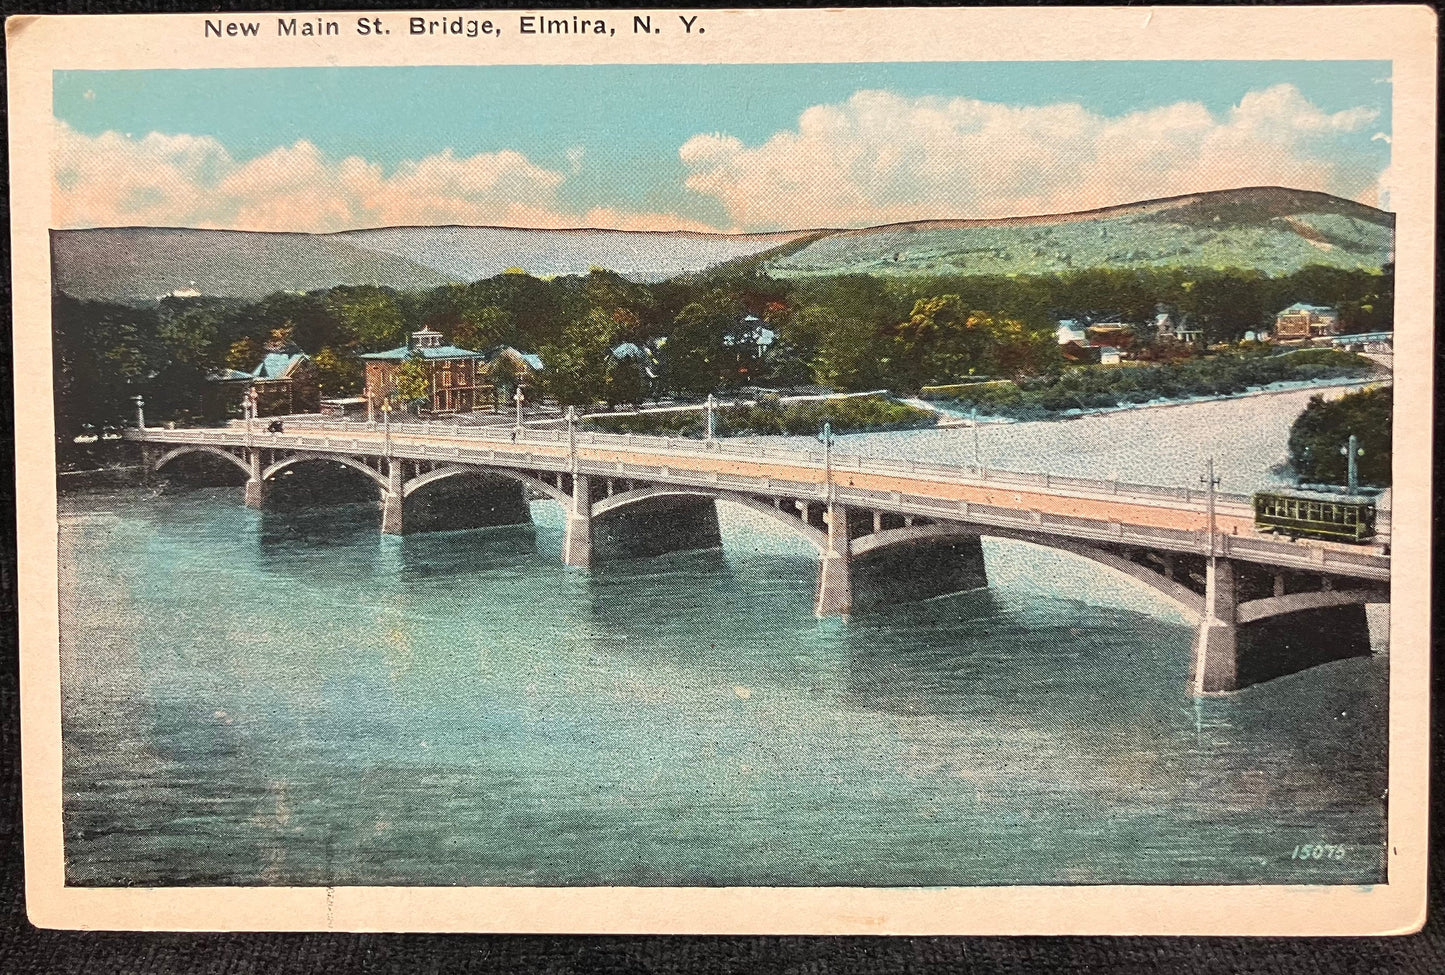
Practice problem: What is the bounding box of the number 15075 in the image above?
[1291,844,1347,861]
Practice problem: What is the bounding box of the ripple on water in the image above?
[58,472,1387,888]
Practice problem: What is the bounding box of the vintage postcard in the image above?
[8,6,1435,934]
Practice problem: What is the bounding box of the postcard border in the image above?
[8,5,1435,935]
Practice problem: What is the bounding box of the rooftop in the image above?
[360,344,488,361]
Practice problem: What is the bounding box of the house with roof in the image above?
[1273,303,1340,342]
[480,345,547,407]
[1055,319,1089,345]
[721,314,779,382]
[1084,321,1136,350]
[608,341,662,401]
[725,315,778,358]
[1154,310,1203,345]
[207,334,319,418]
[361,327,492,418]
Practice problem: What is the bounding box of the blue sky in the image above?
[52,62,1393,232]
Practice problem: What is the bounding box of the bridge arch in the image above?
[153,444,251,479]
[591,486,828,554]
[262,452,389,493]
[1235,587,1387,625]
[850,521,1205,622]
[402,463,570,506]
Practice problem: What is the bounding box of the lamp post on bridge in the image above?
[513,385,525,435]
[706,393,717,440]
[132,395,145,431]
[820,420,834,503]
[244,388,257,447]
[1200,456,1220,556]
[1340,434,1364,493]
[381,400,392,456]
[566,405,578,473]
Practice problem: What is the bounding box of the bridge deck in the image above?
[129,421,1391,582]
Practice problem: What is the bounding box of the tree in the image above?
[452,305,514,352]
[1288,387,1392,488]
[52,294,164,459]
[539,308,618,406]
[660,302,732,397]
[312,346,363,396]
[810,309,885,392]
[392,354,432,412]
[226,337,262,370]
[891,296,995,389]
[603,353,648,408]
[328,286,404,349]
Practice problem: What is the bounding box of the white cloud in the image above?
[679,85,1386,229]
[51,122,715,233]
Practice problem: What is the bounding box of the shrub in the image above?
[584,394,937,438]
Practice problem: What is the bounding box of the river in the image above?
[58,387,1388,888]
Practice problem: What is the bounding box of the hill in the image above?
[763,187,1394,279]
[50,226,806,305]
[51,188,1393,305]
[342,226,806,284]
[50,228,454,305]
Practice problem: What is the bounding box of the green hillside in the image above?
[51,228,454,305]
[765,187,1393,279]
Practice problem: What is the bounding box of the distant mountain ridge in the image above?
[52,187,1393,305]
[762,187,1393,279]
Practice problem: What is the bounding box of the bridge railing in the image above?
[130,420,1337,519]
[130,423,1390,578]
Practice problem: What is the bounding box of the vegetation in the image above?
[1287,386,1392,488]
[584,394,937,438]
[391,354,433,410]
[51,260,1392,459]
[924,349,1378,420]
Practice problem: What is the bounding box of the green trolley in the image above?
[1252,490,1377,543]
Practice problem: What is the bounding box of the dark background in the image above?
[1,1,1440,970]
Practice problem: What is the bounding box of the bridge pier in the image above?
[381,462,404,535]
[1191,557,1377,694]
[244,449,265,509]
[815,503,853,617]
[562,474,592,568]
[1192,557,1239,694]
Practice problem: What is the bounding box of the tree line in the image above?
[53,262,1393,456]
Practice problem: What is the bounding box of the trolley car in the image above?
[1252,490,1377,543]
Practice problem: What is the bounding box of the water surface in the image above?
[60,473,1388,887]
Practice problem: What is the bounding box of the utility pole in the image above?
[821,420,834,503]
[1200,457,1220,556]
[1340,434,1363,493]
[971,406,981,468]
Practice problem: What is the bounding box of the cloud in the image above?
[51,122,715,233]
[679,85,1386,229]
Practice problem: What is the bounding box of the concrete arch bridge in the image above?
[131,420,1391,695]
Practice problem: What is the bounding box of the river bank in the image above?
[917,376,1386,426]
[764,383,1388,506]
